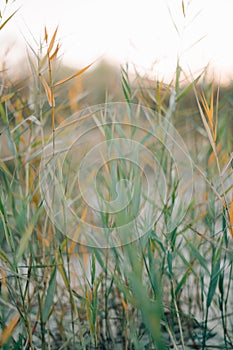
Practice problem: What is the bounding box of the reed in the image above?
[0,1,232,349]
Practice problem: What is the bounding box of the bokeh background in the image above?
[1,0,233,83]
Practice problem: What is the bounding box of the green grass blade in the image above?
[41,266,57,323]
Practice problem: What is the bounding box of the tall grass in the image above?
[0,2,233,349]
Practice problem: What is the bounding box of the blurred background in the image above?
[1,0,233,83]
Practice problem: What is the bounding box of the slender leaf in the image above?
[0,10,18,31]
[41,266,57,323]
[54,62,93,87]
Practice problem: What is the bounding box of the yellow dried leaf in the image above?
[44,26,48,43]
[15,100,23,124]
[200,93,213,131]
[81,241,89,271]
[196,93,216,159]
[54,62,93,87]
[40,74,54,107]
[47,26,59,56]
[0,92,14,103]
[121,297,128,311]
[0,314,20,346]
[182,0,186,17]
[49,43,60,61]
[85,290,93,332]
[29,168,40,207]
[0,10,18,31]
[200,86,215,139]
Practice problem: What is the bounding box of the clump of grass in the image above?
[0,2,233,350]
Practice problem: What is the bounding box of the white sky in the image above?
[1,0,233,82]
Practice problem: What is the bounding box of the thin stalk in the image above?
[47,43,57,257]
[171,279,185,350]
[65,238,76,348]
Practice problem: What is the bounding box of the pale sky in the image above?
[1,0,233,82]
